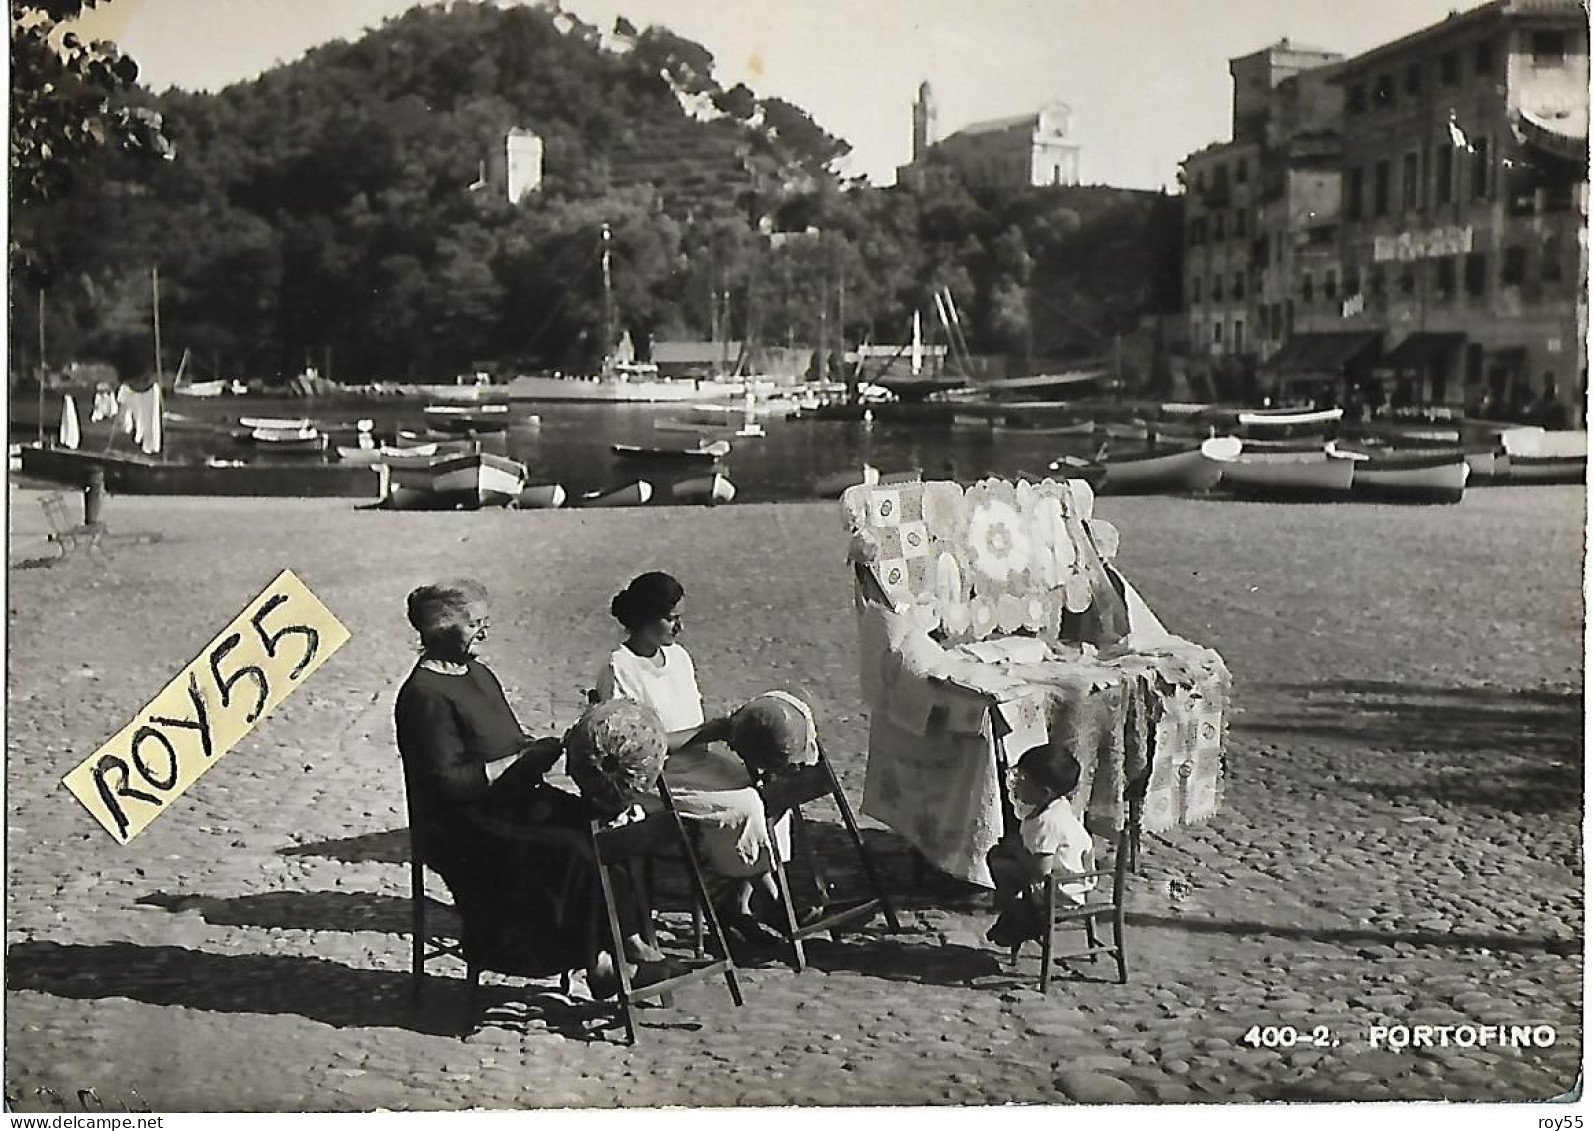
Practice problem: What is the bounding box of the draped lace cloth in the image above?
[846,478,1230,888]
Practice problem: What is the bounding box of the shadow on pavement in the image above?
[1125,911,1581,957]
[278,828,411,865]
[134,890,432,936]
[796,935,1003,985]
[4,940,611,1040]
[1242,680,1583,757]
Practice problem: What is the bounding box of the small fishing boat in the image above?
[612,439,731,463]
[173,378,228,398]
[422,403,513,433]
[1095,436,1240,494]
[335,445,383,466]
[1235,407,1344,429]
[1221,447,1356,498]
[1507,454,1587,484]
[1043,454,1107,490]
[1099,419,1152,442]
[388,450,527,509]
[671,472,737,505]
[1346,451,1471,503]
[516,483,567,509]
[240,415,313,431]
[580,479,654,507]
[247,425,328,454]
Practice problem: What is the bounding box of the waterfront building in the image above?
[1318,0,1588,423]
[897,82,1082,190]
[1179,3,1588,424]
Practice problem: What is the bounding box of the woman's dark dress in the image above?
[395,660,608,976]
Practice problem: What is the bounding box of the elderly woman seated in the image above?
[393,580,664,998]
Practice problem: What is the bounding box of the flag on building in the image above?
[1342,293,1365,318]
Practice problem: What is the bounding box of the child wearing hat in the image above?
[985,742,1098,950]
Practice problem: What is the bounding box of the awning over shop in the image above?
[1379,332,1466,372]
[1261,331,1383,374]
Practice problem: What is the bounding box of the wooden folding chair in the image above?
[401,762,580,1009]
[39,492,108,566]
[757,739,901,972]
[590,778,743,1044]
[1037,825,1131,991]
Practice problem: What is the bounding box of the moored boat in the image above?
[1220,447,1356,498]
[654,417,729,437]
[612,439,731,463]
[1508,455,1587,484]
[670,472,737,505]
[516,483,567,509]
[1348,453,1470,503]
[422,403,513,433]
[388,450,527,509]
[993,420,1096,438]
[580,479,654,507]
[240,416,313,431]
[1096,436,1240,495]
[1044,454,1107,490]
[247,425,328,454]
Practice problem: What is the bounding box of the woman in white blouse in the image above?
[596,571,790,948]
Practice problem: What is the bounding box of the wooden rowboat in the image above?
[1096,436,1240,494]
[516,483,567,509]
[1348,453,1470,503]
[421,403,513,433]
[388,451,526,509]
[671,472,737,505]
[1507,455,1587,484]
[612,439,731,463]
[1221,448,1356,498]
[580,479,654,507]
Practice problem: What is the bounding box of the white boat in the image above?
[671,472,737,505]
[517,483,567,509]
[1222,448,1356,497]
[1097,436,1239,495]
[173,379,228,398]
[240,416,313,431]
[336,445,383,466]
[612,439,731,463]
[248,426,327,453]
[1350,454,1471,503]
[388,451,527,509]
[580,479,654,507]
[1236,407,1344,429]
[422,403,512,432]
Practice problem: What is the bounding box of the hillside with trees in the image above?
[10,0,1181,385]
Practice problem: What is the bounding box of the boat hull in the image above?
[1507,456,1587,484]
[422,405,512,433]
[1221,453,1356,498]
[1351,458,1470,503]
[389,451,527,509]
[671,473,737,505]
[516,483,567,509]
[1098,446,1226,494]
[580,480,654,507]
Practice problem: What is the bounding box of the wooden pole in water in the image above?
[152,266,164,382]
[36,288,45,445]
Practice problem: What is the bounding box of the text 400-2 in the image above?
[1241,1025,1339,1049]
[92,592,319,839]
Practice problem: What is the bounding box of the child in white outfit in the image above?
[985,743,1097,950]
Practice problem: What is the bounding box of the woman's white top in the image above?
[597,642,705,732]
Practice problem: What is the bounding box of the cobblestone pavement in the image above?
[4,486,1583,1110]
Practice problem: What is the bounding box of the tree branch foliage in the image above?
[10,0,1179,382]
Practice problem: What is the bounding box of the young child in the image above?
[985,742,1098,951]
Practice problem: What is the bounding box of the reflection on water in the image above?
[124,398,1103,503]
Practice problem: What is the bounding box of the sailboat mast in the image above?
[152,265,164,382]
[600,223,614,372]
